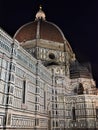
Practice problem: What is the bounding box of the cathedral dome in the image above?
[14,6,66,44]
[14,20,65,43]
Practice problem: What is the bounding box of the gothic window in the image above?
[74,87,77,94]
[77,83,84,94]
[96,108,98,119]
[22,80,26,104]
[55,96,57,101]
[52,89,54,94]
[53,120,55,127]
[52,96,54,101]
[35,119,39,126]
[56,104,58,108]
[52,111,54,115]
[72,107,76,120]
[56,110,58,115]
[44,91,46,109]
[56,121,58,127]
[36,87,40,94]
[35,104,39,111]
[35,96,39,103]
[6,61,9,70]
[52,104,54,109]
[55,90,57,95]
[74,83,84,95]
[35,105,37,111]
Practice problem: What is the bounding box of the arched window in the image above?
[22,80,26,103]
[74,83,84,95]
[77,83,84,94]
[72,107,76,120]
[44,91,46,109]
[96,108,98,119]
[56,121,58,127]
[53,120,55,127]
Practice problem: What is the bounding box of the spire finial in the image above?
[39,5,42,10]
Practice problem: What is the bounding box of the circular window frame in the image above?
[49,53,56,60]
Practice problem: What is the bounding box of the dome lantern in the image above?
[35,5,46,20]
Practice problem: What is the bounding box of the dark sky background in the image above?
[0,0,98,86]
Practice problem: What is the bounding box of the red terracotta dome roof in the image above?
[14,20,65,43]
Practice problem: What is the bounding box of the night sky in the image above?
[0,0,98,86]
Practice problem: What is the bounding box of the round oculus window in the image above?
[49,53,55,59]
